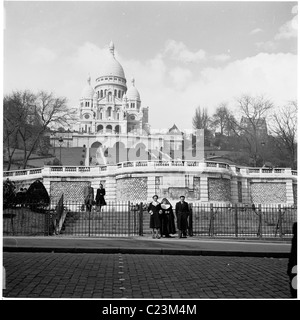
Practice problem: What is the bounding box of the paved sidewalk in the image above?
[3,236,292,257]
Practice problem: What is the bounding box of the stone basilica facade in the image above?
[77,41,150,136]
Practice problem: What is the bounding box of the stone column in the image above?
[286,179,294,204]
[105,176,116,202]
[85,145,90,166]
[200,176,209,202]
[147,175,156,202]
[230,177,239,204]
[241,178,251,204]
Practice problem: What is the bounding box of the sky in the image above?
[3,0,298,130]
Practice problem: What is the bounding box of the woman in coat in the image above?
[147,195,162,239]
[96,183,107,212]
[160,198,176,238]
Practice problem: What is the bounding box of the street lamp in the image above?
[58,136,64,165]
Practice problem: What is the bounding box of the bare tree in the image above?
[3,91,36,170]
[271,101,297,169]
[3,90,76,169]
[230,94,273,166]
[192,106,210,130]
[211,103,237,136]
[192,106,213,147]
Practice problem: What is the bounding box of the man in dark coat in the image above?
[175,195,190,238]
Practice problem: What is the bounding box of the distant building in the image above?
[240,117,268,138]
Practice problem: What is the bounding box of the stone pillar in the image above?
[241,178,251,204]
[200,176,208,202]
[147,175,156,202]
[230,178,239,204]
[85,146,90,166]
[286,179,294,204]
[105,176,116,202]
[43,177,51,198]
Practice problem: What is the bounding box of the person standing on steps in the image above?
[83,185,94,213]
[96,183,107,212]
[175,195,190,238]
[147,195,162,239]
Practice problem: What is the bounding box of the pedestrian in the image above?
[96,183,107,212]
[83,185,94,213]
[160,198,176,238]
[148,195,162,239]
[175,195,190,238]
[287,222,297,298]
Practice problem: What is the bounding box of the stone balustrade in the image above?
[3,161,297,181]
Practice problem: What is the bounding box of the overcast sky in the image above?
[3,1,298,130]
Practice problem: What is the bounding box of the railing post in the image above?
[277,204,283,238]
[235,204,238,238]
[88,209,91,237]
[209,203,214,237]
[139,202,144,236]
[258,204,262,238]
[188,203,193,236]
[128,201,131,236]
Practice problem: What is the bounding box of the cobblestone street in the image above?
[3,252,291,299]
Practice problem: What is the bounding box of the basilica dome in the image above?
[126,78,140,101]
[81,75,94,99]
[100,42,126,79]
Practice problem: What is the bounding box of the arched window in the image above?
[97,125,103,132]
[118,90,121,98]
[115,125,121,134]
[114,89,117,97]
[100,90,103,98]
[106,125,112,133]
[107,107,112,118]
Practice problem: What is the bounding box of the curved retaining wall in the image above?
[3,161,297,205]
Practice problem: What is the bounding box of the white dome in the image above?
[126,78,140,101]
[100,42,126,79]
[81,76,94,99]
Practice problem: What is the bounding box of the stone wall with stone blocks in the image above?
[50,181,91,203]
[250,182,287,203]
[116,177,147,202]
[154,174,201,201]
[293,184,297,205]
[208,178,231,202]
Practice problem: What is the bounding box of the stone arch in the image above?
[112,141,127,164]
[97,124,104,132]
[91,141,102,148]
[106,125,112,133]
[129,142,148,161]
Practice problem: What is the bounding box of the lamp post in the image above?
[58,136,64,165]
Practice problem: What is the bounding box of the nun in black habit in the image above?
[160,198,176,237]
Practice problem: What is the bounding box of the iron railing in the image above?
[3,201,297,238]
[190,203,297,238]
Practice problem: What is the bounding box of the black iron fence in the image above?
[3,201,297,239]
[190,203,297,238]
